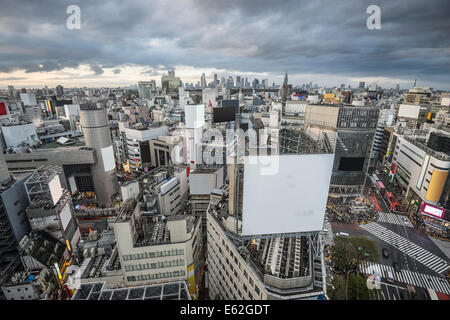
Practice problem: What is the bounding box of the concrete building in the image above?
[121,180,140,202]
[206,188,326,300]
[124,124,168,172]
[1,123,40,149]
[19,93,37,107]
[305,104,379,197]
[113,192,202,296]
[389,134,450,237]
[0,171,32,283]
[138,81,156,100]
[161,70,181,92]
[79,103,119,206]
[24,165,81,252]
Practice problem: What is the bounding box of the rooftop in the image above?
[72,281,190,300]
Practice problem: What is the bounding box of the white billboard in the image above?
[101,145,115,172]
[398,104,420,119]
[68,175,77,195]
[242,154,334,236]
[185,104,205,129]
[49,175,63,205]
[59,202,72,232]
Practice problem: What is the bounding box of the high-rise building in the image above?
[7,86,14,99]
[359,82,365,89]
[305,104,379,197]
[161,70,181,92]
[201,73,206,89]
[138,81,156,100]
[79,103,119,206]
[236,76,241,88]
[280,72,290,101]
[0,149,32,283]
[56,85,64,97]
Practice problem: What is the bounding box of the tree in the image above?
[327,273,371,300]
[328,236,379,300]
[331,236,378,273]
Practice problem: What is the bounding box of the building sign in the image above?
[420,202,445,220]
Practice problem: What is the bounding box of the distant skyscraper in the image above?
[236,76,241,88]
[359,82,365,89]
[281,72,289,101]
[213,74,218,87]
[7,86,14,99]
[56,85,64,97]
[201,73,206,89]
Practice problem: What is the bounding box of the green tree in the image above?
[331,236,378,273]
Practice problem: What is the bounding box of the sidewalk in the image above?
[429,237,450,260]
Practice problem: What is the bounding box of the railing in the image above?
[403,136,450,161]
[263,274,312,290]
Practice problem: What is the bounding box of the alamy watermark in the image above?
[366,5,381,30]
[66,5,81,30]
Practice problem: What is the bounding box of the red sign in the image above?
[0,102,7,116]
[391,163,396,174]
[420,202,445,220]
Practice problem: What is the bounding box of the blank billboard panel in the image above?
[242,154,334,236]
[338,157,365,171]
[185,104,205,128]
[59,202,72,231]
[101,145,115,172]
[213,106,235,123]
[398,104,420,119]
[49,175,63,205]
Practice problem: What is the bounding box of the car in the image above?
[336,232,349,237]
[382,248,389,258]
[386,271,395,283]
[393,262,401,272]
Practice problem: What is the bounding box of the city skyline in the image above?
[0,0,449,89]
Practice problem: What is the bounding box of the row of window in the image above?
[122,248,184,261]
[127,270,185,282]
[209,252,255,300]
[207,221,262,299]
[124,259,185,272]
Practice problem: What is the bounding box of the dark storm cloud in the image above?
[0,0,449,87]
[90,64,104,75]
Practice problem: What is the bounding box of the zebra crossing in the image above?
[360,261,450,295]
[377,212,414,227]
[360,222,450,274]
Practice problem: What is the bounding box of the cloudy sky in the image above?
[0,0,449,89]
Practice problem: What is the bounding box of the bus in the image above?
[385,192,402,212]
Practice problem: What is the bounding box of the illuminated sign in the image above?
[420,202,445,220]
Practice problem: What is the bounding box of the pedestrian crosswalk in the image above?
[377,212,414,227]
[360,222,450,274]
[360,261,450,295]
